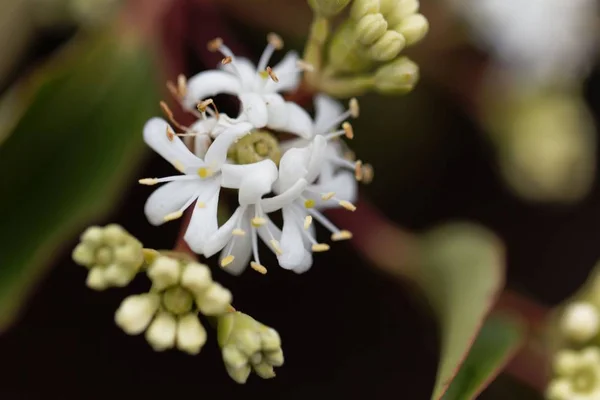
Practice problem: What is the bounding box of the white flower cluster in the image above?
[140,34,370,275]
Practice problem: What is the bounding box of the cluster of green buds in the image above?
[72,224,284,382]
[304,0,427,97]
[546,269,600,399]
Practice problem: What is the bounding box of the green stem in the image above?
[303,16,330,90]
[318,74,375,98]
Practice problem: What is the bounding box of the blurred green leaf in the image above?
[442,314,525,400]
[0,30,160,331]
[416,223,505,400]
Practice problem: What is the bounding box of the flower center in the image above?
[162,287,194,315]
[228,130,281,166]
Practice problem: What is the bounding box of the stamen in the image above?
[251,225,262,267]
[269,239,283,255]
[311,243,330,252]
[160,101,189,132]
[257,33,283,73]
[327,154,358,171]
[221,56,233,65]
[304,216,313,230]
[304,198,316,209]
[251,217,267,227]
[296,60,315,72]
[349,98,360,118]
[139,175,198,185]
[342,122,354,139]
[166,125,175,142]
[250,261,268,275]
[339,200,357,211]
[321,192,335,201]
[332,230,353,241]
[355,160,364,181]
[173,160,185,173]
[177,74,187,97]
[221,255,235,267]
[139,178,159,185]
[362,164,374,184]
[267,32,284,50]
[197,167,214,179]
[306,208,343,236]
[164,210,183,222]
[232,228,246,236]
[207,37,223,52]
[197,201,206,208]
[166,81,180,99]
[266,66,279,83]
[197,98,220,119]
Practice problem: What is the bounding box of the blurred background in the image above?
[0,0,599,398]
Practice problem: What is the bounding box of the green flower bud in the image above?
[328,20,374,73]
[368,30,405,61]
[218,312,284,384]
[374,56,419,94]
[385,0,419,26]
[393,13,428,46]
[307,0,351,17]
[228,130,281,166]
[72,224,144,290]
[350,0,380,20]
[356,13,388,45]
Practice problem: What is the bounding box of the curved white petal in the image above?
[263,93,288,130]
[220,57,258,91]
[219,214,253,276]
[278,102,314,139]
[262,179,308,213]
[184,71,242,110]
[221,160,278,190]
[313,171,357,209]
[203,206,246,258]
[239,92,268,128]
[194,134,211,159]
[144,118,202,169]
[314,94,345,135]
[277,206,313,271]
[144,180,200,226]
[238,163,278,205]
[203,122,253,169]
[269,51,301,93]
[276,147,310,192]
[184,183,221,253]
[305,135,328,184]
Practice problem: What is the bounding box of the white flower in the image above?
[549,347,600,400]
[560,302,600,343]
[114,256,232,354]
[453,0,599,85]
[140,117,278,253]
[183,35,315,138]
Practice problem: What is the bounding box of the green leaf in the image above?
[0,30,160,331]
[442,314,525,400]
[415,223,506,400]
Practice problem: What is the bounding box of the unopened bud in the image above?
[350,0,380,20]
[308,0,352,17]
[386,0,419,26]
[368,30,406,62]
[393,13,428,46]
[356,13,388,45]
[560,302,600,342]
[374,56,419,94]
[328,20,374,73]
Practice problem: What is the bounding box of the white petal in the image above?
[220,213,253,276]
[145,311,177,351]
[305,135,328,184]
[263,93,288,130]
[220,57,257,91]
[184,183,221,253]
[278,102,314,139]
[313,171,357,209]
[221,159,278,191]
[176,313,207,355]
[144,118,202,169]
[114,294,160,335]
[144,180,201,226]
[184,70,241,110]
[270,51,301,92]
[203,206,246,258]
[239,92,269,128]
[314,94,345,135]
[203,122,253,169]
[238,163,278,205]
[277,206,313,271]
[276,147,310,192]
[262,179,308,213]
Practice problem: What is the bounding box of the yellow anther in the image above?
[349,98,360,118]
[221,56,233,65]
[266,66,279,83]
[355,160,364,181]
[362,164,374,184]
[232,228,246,236]
[332,230,353,241]
[311,243,330,252]
[164,210,183,222]
[251,217,267,227]
[342,122,354,139]
[267,32,284,50]
[304,199,316,209]
[339,200,357,211]
[197,167,214,179]
[166,125,175,142]
[196,201,206,209]
[173,160,185,172]
[197,99,214,113]
[177,74,187,97]
[207,37,223,52]
[321,192,335,201]
[139,178,158,185]
[221,255,235,267]
[270,239,283,255]
[250,262,268,275]
[304,216,313,230]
